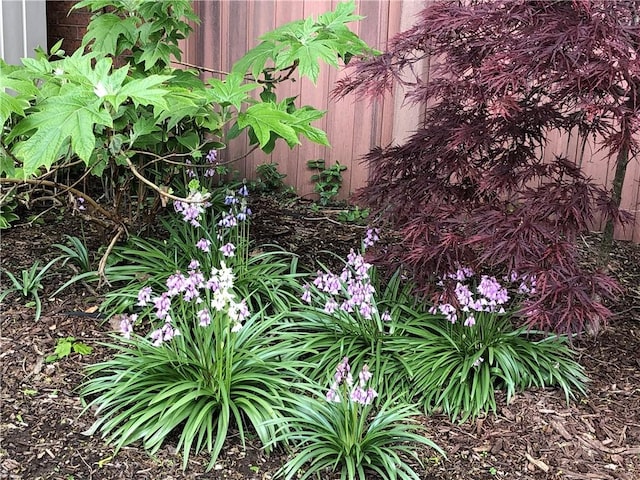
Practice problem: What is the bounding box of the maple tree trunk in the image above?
[600,145,629,265]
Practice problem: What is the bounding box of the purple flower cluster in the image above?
[219,184,251,226]
[196,238,211,252]
[505,271,537,295]
[430,270,510,325]
[174,190,211,227]
[219,242,235,257]
[204,149,218,177]
[185,149,219,179]
[119,313,137,339]
[304,248,378,320]
[430,267,538,326]
[150,321,180,347]
[325,357,378,406]
[362,228,380,249]
[214,183,252,260]
[130,260,250,345]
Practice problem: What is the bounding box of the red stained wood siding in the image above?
[183,1,640,243]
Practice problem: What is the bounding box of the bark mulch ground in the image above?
[1,197,639,480]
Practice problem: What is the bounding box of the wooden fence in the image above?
[181,0,640,243]
[181,0,419,201]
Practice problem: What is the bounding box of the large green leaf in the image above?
[155,88,205,130]
[135,41,174,71]
[10,92,112,177]
[82,13,138,55]
[0,69,37,126]
[317,0,363,29]
[237,103,299,148]
[289,106,330,146]
[231,41,277,79]
[274,18,339,83]
[114,75,173,110]
[206,72,259,110]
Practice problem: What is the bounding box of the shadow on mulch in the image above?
[1,198,639,480]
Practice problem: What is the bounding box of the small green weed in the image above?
[307,159,347,206]
[46,337,93,363]
[254,163,288,193]
[0,257,62,320]
[337,205,369,224]
[252,163,296,199]
[53,235,93,273]
[0,187,19,229]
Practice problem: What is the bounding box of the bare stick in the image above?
[97,226,125,288]
[172,60,231,76]
[130,145,260,169]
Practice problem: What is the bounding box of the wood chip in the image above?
[551,418,573,441]
[525,453,550,472]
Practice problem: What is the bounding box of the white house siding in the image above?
[1,0,47,65]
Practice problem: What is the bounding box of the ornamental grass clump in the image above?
[393,267,588,422]
[273,358,442,480]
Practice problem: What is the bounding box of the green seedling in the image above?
[53,235,93,273]
[0,257,62,320]
[46,337,93,363]
[337,205,369,224]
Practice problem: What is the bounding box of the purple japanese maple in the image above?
[335,0,639,333]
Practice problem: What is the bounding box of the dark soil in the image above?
[1,196,640,480]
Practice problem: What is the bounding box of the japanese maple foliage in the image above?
[334,0,639,333]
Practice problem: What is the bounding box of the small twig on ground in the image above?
[97,226,125,288]
[301,215,368,228]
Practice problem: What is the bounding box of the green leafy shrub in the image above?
[254,163,295,196]
[1,0,374,228]
[81,183,309,469]
[287,230,588,423]
[285,229,424,401]
[83,293,303,470]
